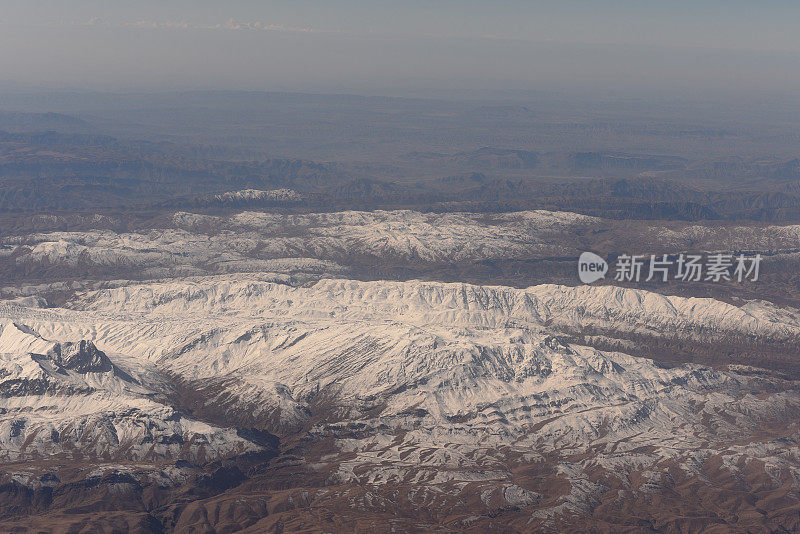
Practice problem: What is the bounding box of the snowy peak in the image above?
[45,340,111,373]
[0,321,265,463]
[0,326,131,398]
[198,188,304,207]
[0,323,113,378]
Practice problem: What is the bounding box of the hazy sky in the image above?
[2,1,800,96]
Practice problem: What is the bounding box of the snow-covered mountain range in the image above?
[2,276,799,530]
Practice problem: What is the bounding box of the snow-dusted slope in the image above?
[2,209,594,278]
[8,208,800,272]
[2,276,800,524]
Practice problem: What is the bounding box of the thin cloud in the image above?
[72,17,109,27]
[124,20,193,30]
[121,18,314,33]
